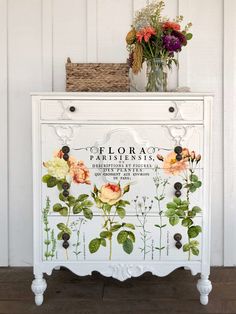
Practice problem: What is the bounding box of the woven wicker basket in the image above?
[66,58,130,92]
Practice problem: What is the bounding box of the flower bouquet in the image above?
[126,0,193,92]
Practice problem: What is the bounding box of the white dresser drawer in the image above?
[40,99,204,121]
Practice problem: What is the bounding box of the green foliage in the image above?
[123,238,133,254]
[165,165,203,260]
[89,184,134,258]
[89,238,101,253]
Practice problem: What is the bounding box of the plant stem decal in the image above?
[89,183,135,260]
[157,149,202,260]
[153,166,169,260]
[42,197,57,260]
[134,196,153,260]
[70,218,86,260]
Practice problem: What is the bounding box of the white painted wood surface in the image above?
[223,0,236,266]
[32,93,213,305]
[0,0,233,266]
[0,0,9,266]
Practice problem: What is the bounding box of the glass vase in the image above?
[146,58,169,92]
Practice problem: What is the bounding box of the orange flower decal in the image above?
[163,151,187,175]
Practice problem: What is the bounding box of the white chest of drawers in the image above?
[31,93,212,306]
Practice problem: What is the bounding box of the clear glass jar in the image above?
[146,58,169,92]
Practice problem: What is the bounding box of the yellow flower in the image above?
[44,157,69,180]
[126,28,136,45]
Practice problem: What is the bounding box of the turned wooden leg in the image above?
[197,274,212,305]
[31,274,47,306]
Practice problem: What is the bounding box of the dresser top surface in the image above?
[31,92,214,99]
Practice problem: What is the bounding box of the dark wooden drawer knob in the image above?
[62,190,69,197]
[174,146,182,154]
[174,182,182,190]
[176,154,182,161]
[62,146,70,154]
[63,154,69,161]
[175,190,181,198]
[174,233,182,241]
[175,241,182,249]
[169,106,175,113]
[174,233,182,250]
[62,233,70,241]
[62,182,70,190]
[62,242,69,249]
[69,106,76,112]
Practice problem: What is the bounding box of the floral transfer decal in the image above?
[89,183,135,260]
[157,147,202,260]
[42,147,94,259]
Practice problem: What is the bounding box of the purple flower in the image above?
[171,30,187,46]
[163,35,181,52]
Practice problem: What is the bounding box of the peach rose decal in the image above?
[157,147,190,175]
[89,183,134,260]
[163,151,188,175]
[98,183,124,205]
[70,161,90,185]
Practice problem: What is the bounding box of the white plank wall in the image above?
[0,0,232,266]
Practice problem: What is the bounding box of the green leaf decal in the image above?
[83,208,93,220]
[183,243,190,252]
[53,203,62,212]
[194,181,202,188]
[110,224,122,232]
[100,231,111,239]
[116,207,126,219]
[117,231,128,244]
[123,223,135,230]
[191,246,199,256]
[57,223,67,230]
[89,238,101,253]
[42,174,51,183]
[167,202,177,210]
[192,206,202,214]
[188,225,202,238]
[77,194,89,202]
[128,231,135,243]
[173,197,181,205]
[190,174,198,182]
[100,238,106,247]
[73,203,83,214]
[169,215,180,226]
[47,176,58,188]
[59,207,68,216]
[182,218,193,227]
[123,238,133,254]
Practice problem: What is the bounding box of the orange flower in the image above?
[69,161,91,185]
[163,151,187,175]
[163,21,181,31]
[136,26,156,43]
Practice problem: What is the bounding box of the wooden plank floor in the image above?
[0,267,235,314]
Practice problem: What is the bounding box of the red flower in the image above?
[163,21,181,31]
[136,27,156,43]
